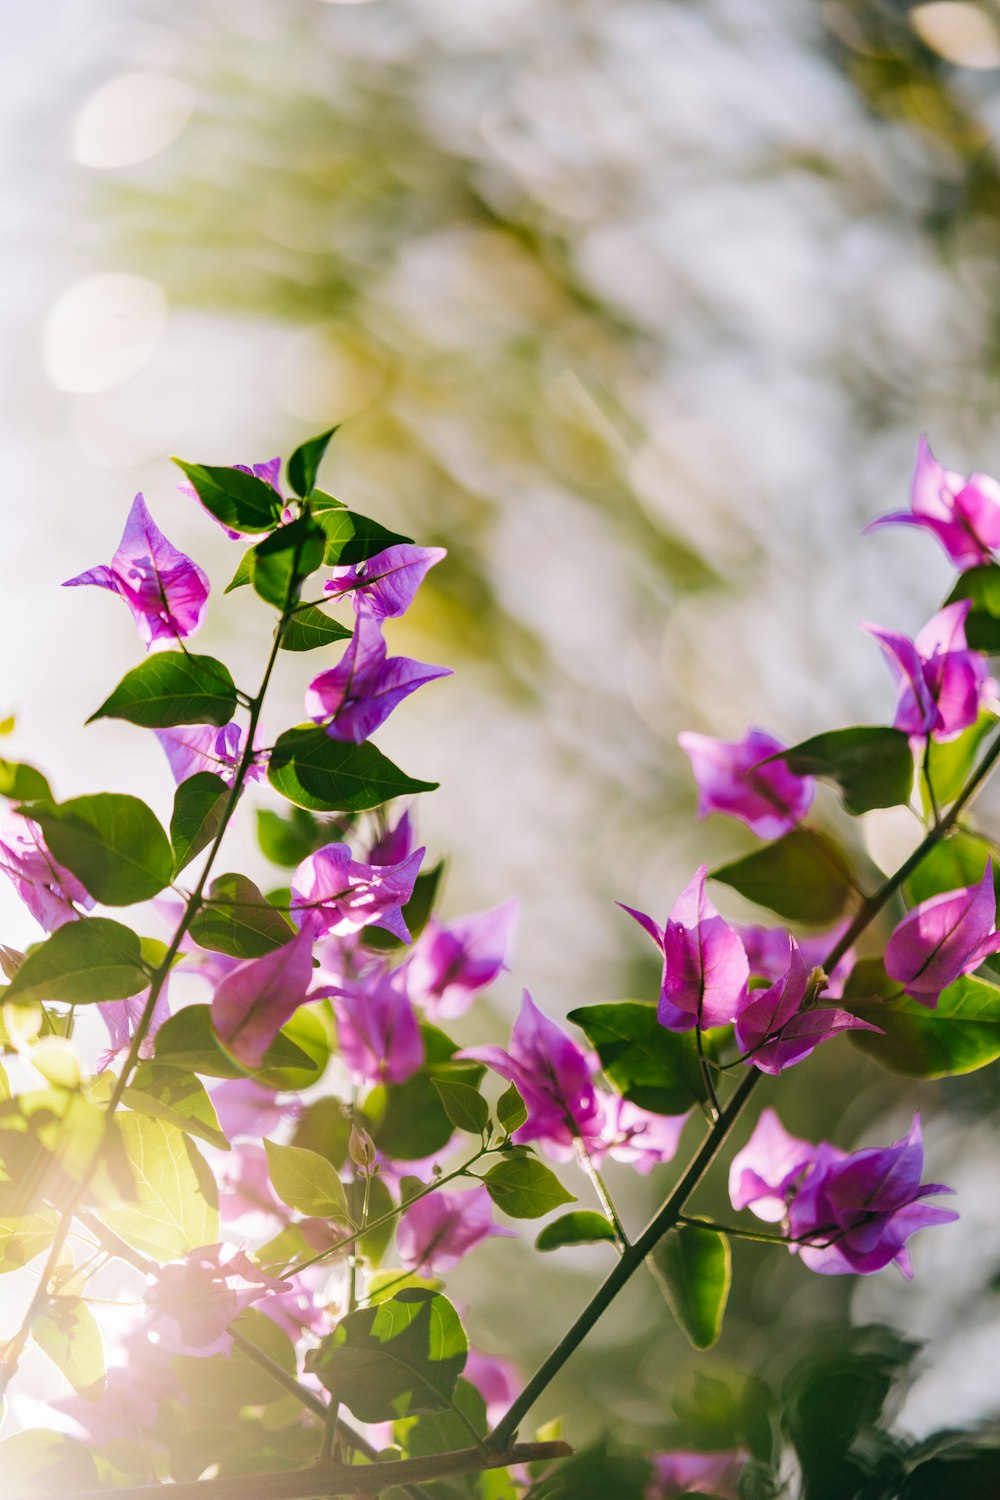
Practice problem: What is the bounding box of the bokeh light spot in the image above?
[44,274,167,393]
[73,72,194,169]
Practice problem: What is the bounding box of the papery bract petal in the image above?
[325,544,446,619]
[884,861,1000,1005]
[211,927,315,1068]
[678,727,813,839]
[291,841,424,942]
[0,809,94,931]
[326,970,424,1084]
[728,1108,819,1222]
[866,436,1000,570]
[305,614,451,744]
[405,897,518,1019]
[396,1185,510,1274]
[660,866,749,1031]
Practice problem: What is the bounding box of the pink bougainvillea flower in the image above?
[728,1108,821,1222]
[210,1079,297,1141]
[325,544,447,620]
[97,982,171,1074]
[647,1450,745,1500]
[884,860,1000,1006]
[678,727,814,840]
[787,1116,958,1278]
[304,614,452,744]
[290,841,424,943]
[396,1185,512,1275]
[865,435,1000,570]
[733,938,878,1075]
[405,897,518,1020]
[862,600,994,740]
[63,493,210,650]
[321,969,425,1085]
[145,1243,285,1355]
[738,922,854,999]
[460,990,604,1157]
[598,1095,689,1174]
[464,1348,521,1429]
[0,809,93,931]
[154,722,268,786]
[367,809,416,866]
[180,457,286,540]
[621,866,749,1032]
[217,1143,288,1234]
[211,926,315,1068]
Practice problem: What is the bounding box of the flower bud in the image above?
[349,1122,377,1171]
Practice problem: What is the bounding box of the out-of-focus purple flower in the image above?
[598,1096,689,1174]
[884,860,1000,1006]
[460,990,604,1158]
[647,1450,745,1499]
[787,1116,958,1278]
[368,809,415,866]
[865,436,1000,571]
[739,922,854,999]
[211,1079,296,1141]
[863,601,994,741]
[0,809,93,931]
[733,939,878,1075]
[304,614,452,744]
[146,1243,284,1355]
[55,1331,179,1444]
[405,897,518,1020]
[64,494,210,650]
[180,457,287,540]
[211,927,315,1068]
[621,866,749,1033]
[728,1108,821,1223]
[325,544,446,620]
[464,1349,520,1429]
[155,721,269,787]
[97,983,171,1074]
[396,1185,512,1275]
[217,1144,288,1233]
[323,969,425,1085]
[259,1269,331,1341]
[678,727,814,840]
[291,841,424,943]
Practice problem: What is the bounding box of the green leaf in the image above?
[651,1221,731,1349]
[772,726,914,815]
[496,1082,528,1134]
[34,1297,105,1399]
[290,1096,351,1168]
[288,426,339,498]
[190,873,295,958]
[535,1210,617,1251]
[153,1004,318,1082]
[268,726,437,813]
[32,794,173,906]
[484,1157,575,1219]
[172,1309,298,1412]
[99,1114,219,1261]
[903,832,998,908]
[568,1001,706,1114]
[711,829,853,924]
[0,758,51,802]
[253,1004,331,1091]
[921,711,997,810]
[0,1211,60,1273]
[365,1025,484,1160]
[224,549,255,593]
[279,604,352,653]
[848,974,1000,1077]
[251,516,327,609]
[256,806,343,867]
[5,919,149,1005]
[123,1062,228,1150]
[173,459,282,533]
[305,1288,467,1422]
[528,1444,653,1500]
[89,652,237,729]
[263,1139,350,1220]
[170,772,229,874]
[946,563,1000,651]
[315,508,412,567]
[431,1078,489,1135]
[0,1431,99,1493]
[364,862,444,952]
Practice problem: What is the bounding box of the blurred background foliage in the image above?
[4,0,1000,1475]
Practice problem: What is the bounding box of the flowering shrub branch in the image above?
[1,432,999,1498]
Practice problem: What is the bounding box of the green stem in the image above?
[676,1213,788,1246]
[281,1147,489,1279]
[695,1025,720,1121]
[488,726,1000,1450]
[574,1139,630,1251]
